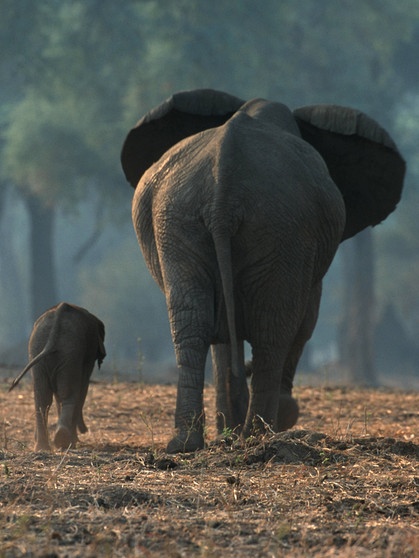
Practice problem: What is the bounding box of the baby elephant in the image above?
[9,302,106,451]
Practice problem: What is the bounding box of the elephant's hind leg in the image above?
[54,402,78,449]
[166,364,207,453]
[242,345,284,438]
[75,362,93,435]
[54,365,81,449]
[165,282,214,453]
[277,282,322,430]
[211,343,248,435]
[33,368,53,451]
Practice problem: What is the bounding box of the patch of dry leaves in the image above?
[0,375,418,557]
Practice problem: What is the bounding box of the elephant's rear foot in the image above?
[276,394,299,431]
[241,394,299,439]
[54,426,76,450]
[166,429,204,453]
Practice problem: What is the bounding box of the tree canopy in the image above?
[1,0,419,380]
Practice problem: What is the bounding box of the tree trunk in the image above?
[25,195,58,321]
[0,188,29,343]
[339,228,377,386]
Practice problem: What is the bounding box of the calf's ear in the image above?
[294,105,406,241]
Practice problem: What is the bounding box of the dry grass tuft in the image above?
[1,376,418,557]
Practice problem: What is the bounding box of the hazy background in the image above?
[1,1,419,386]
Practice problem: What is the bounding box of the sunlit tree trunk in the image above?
[339,228,377,386]
[25,195,58,321]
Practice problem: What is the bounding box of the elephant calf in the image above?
[9,302,106,451]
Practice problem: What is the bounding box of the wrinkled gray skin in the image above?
[9,302,106,451]
[121,89,405,453]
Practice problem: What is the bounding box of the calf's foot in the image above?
[34,439,51,452]
[54,426,75,450]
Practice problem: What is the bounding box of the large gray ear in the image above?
[294,105,406,241]
[121,88,245,187]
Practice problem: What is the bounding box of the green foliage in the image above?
[2,93,99,207]
[1,0,419,365]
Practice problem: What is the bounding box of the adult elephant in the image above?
[121,89,405,453]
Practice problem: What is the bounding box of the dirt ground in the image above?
[1,372,418,557]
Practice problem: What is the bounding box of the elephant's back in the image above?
[214,114,345,243]
[28,304,92,358]
[28,310,55,358]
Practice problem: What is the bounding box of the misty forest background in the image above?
[1,1,419,387]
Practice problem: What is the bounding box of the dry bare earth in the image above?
[1,375,418,557]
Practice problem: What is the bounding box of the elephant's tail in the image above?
[212,233,240,379]
[8,303,68,392]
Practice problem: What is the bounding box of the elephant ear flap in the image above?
[294,105,406,240]
[121,88,245,187]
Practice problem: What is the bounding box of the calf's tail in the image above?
[8,303,68,392]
